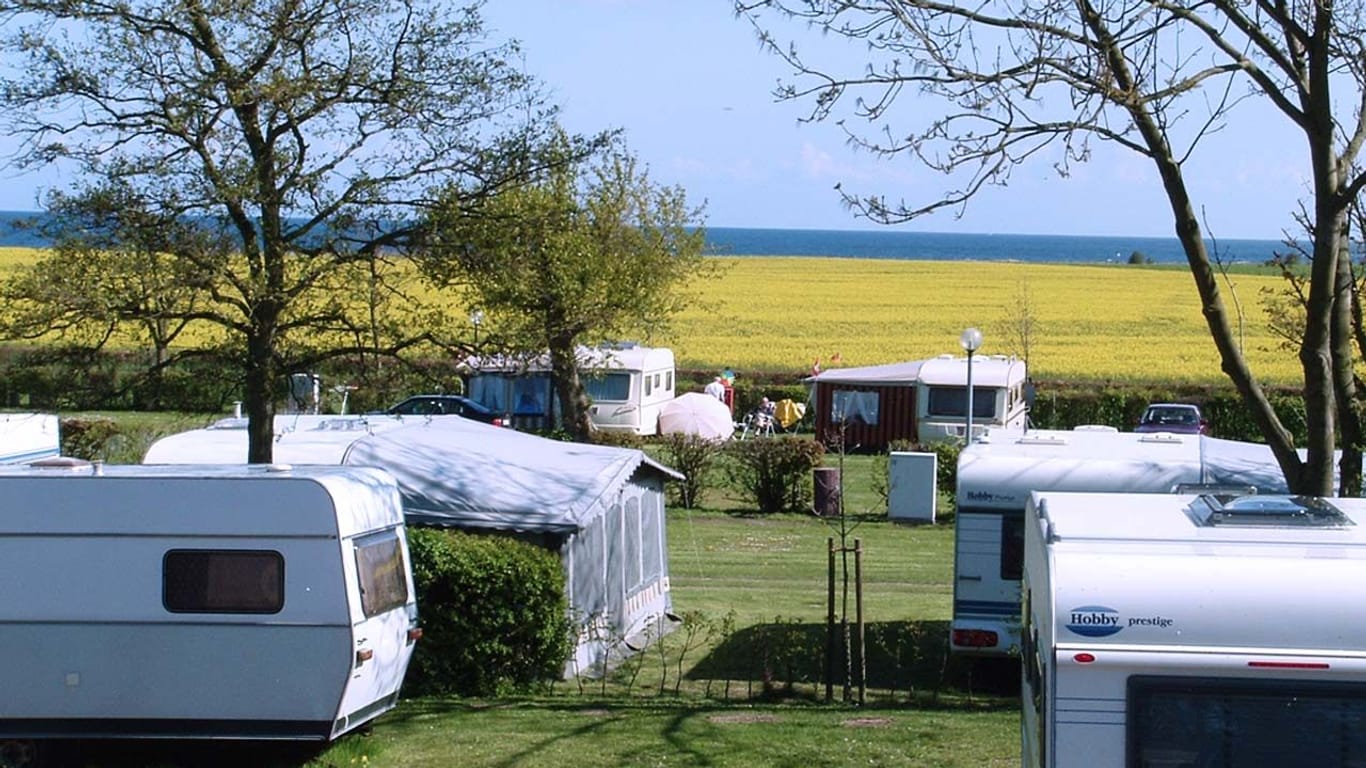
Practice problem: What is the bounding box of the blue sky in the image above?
[0,0,1307,239]
[482,1,1305,240]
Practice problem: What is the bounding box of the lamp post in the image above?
[960,327,983,443]
[470,309,484,345]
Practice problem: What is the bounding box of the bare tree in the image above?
[996,278,1038,371]
[737,0,1366,494]
[0,0,584,462]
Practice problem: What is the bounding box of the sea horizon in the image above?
[0,209,1289,265]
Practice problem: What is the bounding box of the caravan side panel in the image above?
[0,469,414,741]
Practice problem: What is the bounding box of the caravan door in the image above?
[334,527,418,734]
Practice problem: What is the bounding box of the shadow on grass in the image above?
[28,738,330,768]
[685,619,1019,707]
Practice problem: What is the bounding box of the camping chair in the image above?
[738,409,775,440]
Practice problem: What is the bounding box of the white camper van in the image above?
[465,343,675,435]
[1022,490,1366,768]
[0,462,419,743]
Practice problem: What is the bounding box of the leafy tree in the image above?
[0,0,575,461]
[737,0,1366,494]
[419,136,718,439]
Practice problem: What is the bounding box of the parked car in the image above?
[381,394,509,426]
[1135,403,1209,434]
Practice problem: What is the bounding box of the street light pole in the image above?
[470,309,484,345]
[960,327,983,444]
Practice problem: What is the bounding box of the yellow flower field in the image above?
[666,257,1297,385]
[0,247,1301,385]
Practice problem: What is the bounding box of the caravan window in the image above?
[585,372,631,402]
[1129,676,1366,767]
[355,532,409,618]
[927,386,997,419]
[163,549,284,614]
[1000,513,1024,580]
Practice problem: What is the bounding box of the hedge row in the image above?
[2,348,1310,446]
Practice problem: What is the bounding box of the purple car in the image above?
[1135,403,1209,435]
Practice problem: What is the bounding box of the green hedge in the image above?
[404,527,573,697]
[1027,382,1307,443]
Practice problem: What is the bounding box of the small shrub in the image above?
[60,416,121,460]
[658,432,724,508]
[404,527,573,697]
[725,436,825,514]
[588,429,644,450]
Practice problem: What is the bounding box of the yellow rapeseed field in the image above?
[667,257,1296,385]
[0,247,1300,385]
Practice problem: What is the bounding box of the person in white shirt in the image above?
[704,376,726,401]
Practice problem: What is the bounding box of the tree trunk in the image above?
[245,311,279,464]
[1334,231,1363,496]
[548,337,593,441]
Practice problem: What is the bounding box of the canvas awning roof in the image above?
[342,417,682,533]
[806,360,926,386]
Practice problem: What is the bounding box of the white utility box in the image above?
[888,451,937,523]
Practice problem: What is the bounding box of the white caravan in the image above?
[0,462,419,742]
[915,354,1028,443]
[951,429,1297,657]
[465,343,675,435]
[1022,490,1366,768]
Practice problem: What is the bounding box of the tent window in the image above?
[832,390,880,425]
[585,373,631,402]
[355,531,410,618]
[512,376,549,415]
[665,371,674,393]
[624,496,642,592]
[163,549,283,614]
[468,375,507,412]
[644,375,652,397]
[572,518,606,617]
[641,492,663,583]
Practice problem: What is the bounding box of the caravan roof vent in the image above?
[1138,433,1186,444]
[1015,434,1069,446]
[1186,494,1354,528]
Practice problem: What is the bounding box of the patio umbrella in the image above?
[658,392,735,440]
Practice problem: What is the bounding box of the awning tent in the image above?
[145,415,681,675]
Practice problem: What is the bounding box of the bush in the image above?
[658,432,724,508]
[725,436,826,514]
[404,527,573,697]
[60,417,122,460]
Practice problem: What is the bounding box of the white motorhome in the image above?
[951,429,1296,657]
[915,354,1028,443]
[465,343,675,435]
[1022,490,1366,768]
[0,462,419,743]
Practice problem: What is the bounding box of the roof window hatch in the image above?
[1186,494,1354,528]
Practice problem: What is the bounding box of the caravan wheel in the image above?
[0,739,41,768]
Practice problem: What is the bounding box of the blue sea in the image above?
[0,210,1286,264]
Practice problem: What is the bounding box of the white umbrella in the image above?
[658,392,735,440]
